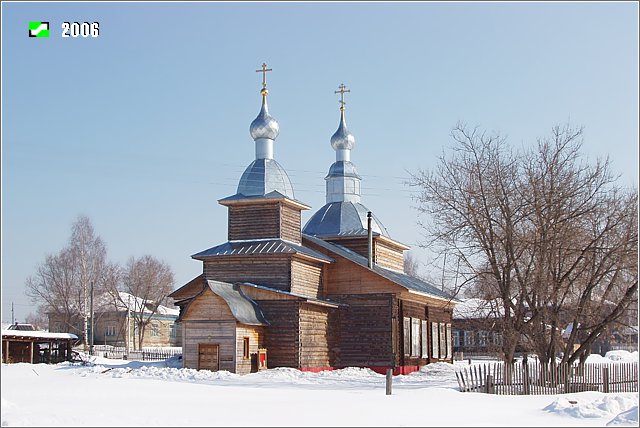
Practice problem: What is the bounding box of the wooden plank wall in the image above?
[235,325,264,375]
[374,240,405,271]
[326,237,369,260]
[204,255,292,292]
[329,294,395,368]
[256,300,301,368]
[181,288,236,371]
[280,204,302,244]
[182,320,235,371]
[299,304,332,368]
[290,258,323,298]
[322,237,405,272]
[318,250,405,296]
[228,203,280,241]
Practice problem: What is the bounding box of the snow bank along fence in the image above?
[455,361,638,395]
[90,345,182,361]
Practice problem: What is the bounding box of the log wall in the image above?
[299,304,332,368]
[228,203,280,241]
[329,294,395,368]
[204,255,292,292]
[290,258,323,298]
[256,300,300,368]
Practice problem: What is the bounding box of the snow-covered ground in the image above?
[1,351,638,427]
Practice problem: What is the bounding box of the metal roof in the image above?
[303,201,390,237]
[192,238,334,263]
[235,158,295,200]
[207,280,269,326]
[303,233,458,302]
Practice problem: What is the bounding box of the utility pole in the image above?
[11,302,15,324]
[89,281,94,355]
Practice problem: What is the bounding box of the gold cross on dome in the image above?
[256,63,272,89]
[335,83,350,110]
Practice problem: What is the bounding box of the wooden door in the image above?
[198,344,219,371]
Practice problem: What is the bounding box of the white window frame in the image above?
[411,318,421,357]
[421,320,428,358]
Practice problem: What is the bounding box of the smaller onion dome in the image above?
[330,110,355,151]
[250,88,280,141]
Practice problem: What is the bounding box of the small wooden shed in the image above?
[2,330,78,364]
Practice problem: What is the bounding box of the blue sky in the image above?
[2,1,638,323]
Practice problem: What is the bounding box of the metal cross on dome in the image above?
[335,83,350,110]
[256,63,272,89]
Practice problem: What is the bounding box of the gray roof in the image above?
[207,280,269,325]
[234,158,294,200]
[192,239,334,263]
[303,201,390,237]
[303,234,458,302]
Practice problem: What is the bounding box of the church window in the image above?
[421,320,428,358]
[243,337,250,359]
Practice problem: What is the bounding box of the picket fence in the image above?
[455,361,638,395]
[90,345,182,361]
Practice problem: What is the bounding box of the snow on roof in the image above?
[1,329,78,340]
[453,298,504,319]
[85,291,179,317]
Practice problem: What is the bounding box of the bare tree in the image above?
[118,255,174,350]
[519,126,638,364]
[26,247,82,335]
[25,216,107,345]
[69,215,107,348]
[25,305,50,331]
[410,123,637,364]
[404,252,422,278]
[410,123,529,363]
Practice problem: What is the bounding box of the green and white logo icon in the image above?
[29,22,49,38]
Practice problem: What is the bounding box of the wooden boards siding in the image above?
[291,258,323,299]
[182,288,235,322]
[280,204,302,244]
[329,294,395,368]
[204,256,292,292]
[257,300,300,368]
[228,203,280,241]
[182,320,236,371]
[236,325,264,375]
[323,236,405,271]
[299,304,332,368]
[374,240,405,271]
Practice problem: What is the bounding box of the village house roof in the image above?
[303,233,458,302]
[453,298,505,320]
[191,238,334,263]
[1,329,78,340]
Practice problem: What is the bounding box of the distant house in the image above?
[6,323,36,331]
[452,298,506,358]
[47,292,181,349]
[2,328,77,364]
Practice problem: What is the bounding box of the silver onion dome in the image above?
[330,110,355,151]
[250,90,280,141]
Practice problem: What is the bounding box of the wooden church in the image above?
[169,65,457,375]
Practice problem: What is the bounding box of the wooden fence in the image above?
[455,361,638,395]
[90,346,182,361]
